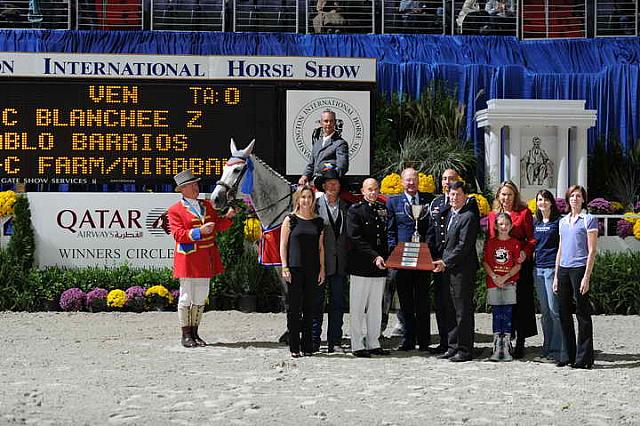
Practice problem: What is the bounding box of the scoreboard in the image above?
[0,53,376,185]
[0,79,277,184]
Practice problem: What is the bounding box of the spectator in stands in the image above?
[313,0,345,33]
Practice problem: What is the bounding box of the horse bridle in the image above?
[215,155,249,210]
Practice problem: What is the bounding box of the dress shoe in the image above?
[556,360,571,367]
[291,352,302,358]
[369,348,390,356]
[328,345,344,354]
[396,343,415,351]
[449,353,472,362]
[571,362,593,370]
[427,345,447,354]
[437,349,457,359]
[353,349,371,358]
[312,343,321,353]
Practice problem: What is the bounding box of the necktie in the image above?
[411,195,417,205]
[447,211,456,231]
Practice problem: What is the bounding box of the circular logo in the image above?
[291,97,364,162]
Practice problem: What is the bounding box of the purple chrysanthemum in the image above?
[616,219,634,239]
[125,286,146,312]
[85,288,108,312]
[555,198,567,214]
[587,198,613,214]
[60,288,86,312]
[171,289,180,303]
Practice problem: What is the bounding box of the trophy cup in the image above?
[386,199,434,271]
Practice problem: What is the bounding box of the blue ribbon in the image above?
[240,157,254,194]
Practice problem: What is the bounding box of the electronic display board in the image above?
[0,79,278,184]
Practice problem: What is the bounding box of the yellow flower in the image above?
[244,217,262,242]
[146,285,173,303]
[610,201,624,213]
[107,289,127,308]
[468,193,491,217]
[634,220,640,240]
[417,173,436,193]
[623,212,639,225]
[380,173,403,195]
[0,190,18,217]
[527,198,537,215]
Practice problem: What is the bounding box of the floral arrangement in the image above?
[417,173,436,193]
[556,197,567,213]
[0,190,18,217]
[610,201,625,213]
[107,289,127,309]
[125,286,146,312]
[145,285,174,310]
[244,217,262,242]
[616,220,634,239]
[634,220,640,240]
[527,198,537,215]
[170,289,180,305]
[587,197,613,214]
[59,288,86,311]
[380,173,402,195]
[85,288,108,312]
[623,212,639,225]
[468,193,490,217]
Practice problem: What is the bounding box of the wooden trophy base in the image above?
[386,242,434,271]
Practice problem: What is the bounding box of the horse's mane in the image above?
[250,154,292,186]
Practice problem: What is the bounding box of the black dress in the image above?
[286,214,324,354]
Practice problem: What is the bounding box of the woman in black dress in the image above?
[280,185,326,358]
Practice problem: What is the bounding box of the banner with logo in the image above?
[28,193,181,268]
[285,90,370,176]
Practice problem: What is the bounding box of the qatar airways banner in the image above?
[0,53,376,82]
[27,192,182,268]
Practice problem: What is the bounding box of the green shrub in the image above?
[589,250,640,314]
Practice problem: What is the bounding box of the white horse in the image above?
[210,139,294,232]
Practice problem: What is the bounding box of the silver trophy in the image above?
[404,200,428,243]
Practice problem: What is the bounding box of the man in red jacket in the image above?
[168,169,236,348]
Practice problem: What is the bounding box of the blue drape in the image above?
[1,30,638,190]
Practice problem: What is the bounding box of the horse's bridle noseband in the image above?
[215,155,249,210]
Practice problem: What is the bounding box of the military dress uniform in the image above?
[346,200,389,354]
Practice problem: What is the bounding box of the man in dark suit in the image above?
[433,181,479,362]
[298,109,349,187]
[312,168,350,353]
[346,178,390,358]
[386,168,434,351]
[427,168,479,353]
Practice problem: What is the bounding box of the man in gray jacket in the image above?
[298,109,349,188]
[312,168,350,353]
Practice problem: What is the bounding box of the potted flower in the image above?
[60,288,86,312]
[145,285,174,311]
[85,288,108,312]
[107,289,127,310]
[125,286,146,312]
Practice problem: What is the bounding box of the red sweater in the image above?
[484,237,521,289]
[488,207,536,259]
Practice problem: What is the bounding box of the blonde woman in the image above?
[280,186,326,358]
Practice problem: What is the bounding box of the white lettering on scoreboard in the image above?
[28,192,182,268]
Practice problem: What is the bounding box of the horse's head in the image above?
[211,138,255,210]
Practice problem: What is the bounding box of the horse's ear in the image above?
[244,139,255,156]
[230,138,238,154]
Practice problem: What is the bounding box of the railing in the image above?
[151,0,225,31]
[0,0,638,38]
[307,0,374,34]
[594,0,638,37]
[381,0,445,35]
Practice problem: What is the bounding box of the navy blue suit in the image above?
[386,192,434,350]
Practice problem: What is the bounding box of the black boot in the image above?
[181,326,196,348]
[513,337,525,359]
[191,326,207,347]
